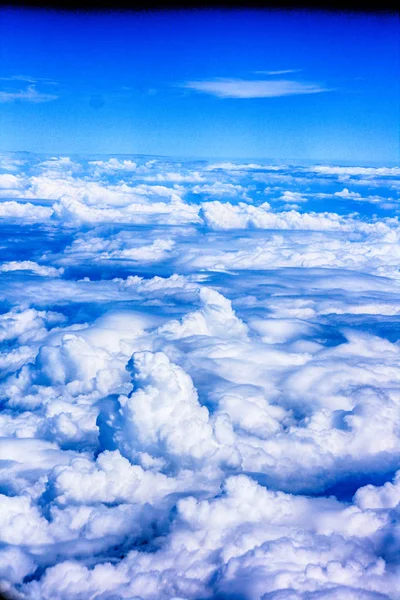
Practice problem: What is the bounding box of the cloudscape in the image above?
[0,7,400,600]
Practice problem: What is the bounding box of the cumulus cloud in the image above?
[0,261,64,277]
[280,190,308,203]
[201,200,359,231]
[0,153,399,600]
[0,200,53,221]
[89,158,138,172]
[142,171,205,183]
[0,173,23,189]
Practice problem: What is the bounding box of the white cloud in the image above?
[0,261,64,277]
[312,165,400,177]
[51,194,201,226]
[201,201,354,231]
[142,171,205,182]
[182,78,331,98]
[255,69,303,75]
[0,200,52,221]
[89,158,138,172]
[280,190,308,203]
[332,188,397,206]
[205,162,283,171]
[192,181,251,199]
[0,154,399,600]
[106,238,175,262]
[0,84,58,103]
[0,173,23,189]
[334,187,362,199]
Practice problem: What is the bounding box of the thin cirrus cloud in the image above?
[254,69,303,75]
[0,75,56,83]
[0,84,58,103]
[182,78,332,99]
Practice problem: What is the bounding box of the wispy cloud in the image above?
[254,69,303,75]
[181,78,331,99]
[0,75,57,85]
[0,84,58,103]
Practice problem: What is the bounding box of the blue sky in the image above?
[2,15,400,597]
[0,8,399,162]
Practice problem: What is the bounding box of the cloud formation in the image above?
[182,78,330,98]
[255,69,303,75]
[0,84,58,103]
[0,153,399,600]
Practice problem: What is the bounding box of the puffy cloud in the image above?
[114,351,218,465]
[52,449,182,506]
[177,230,400,280]
[332,188,396,206]
[158,287,248,340]
[201,201,360,231]
[334,187,362,199]
[280,190,308,203]
[355,470,400,510]
[0,173,23,189]
[0,493,51,545]
[142,171,205,183]
[51,195,201,226]
[89,158,138,172]
[38,157,82,174]
[99,238,175,263]
[0,546,37,585]
[0,154,399,600]
[191,181,251,199]
[0,261,64,277]
[0,200,52,221]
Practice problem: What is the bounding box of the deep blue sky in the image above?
[0,9,399,162]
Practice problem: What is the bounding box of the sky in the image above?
[2,8,400,600]
[0,8,399,163]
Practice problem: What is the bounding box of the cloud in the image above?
[191,181,252,200]
[334,188,362,199]
[311,165,400,177]
[88,158,138,172]
[182,78,331,98]
[0,200,53,221]
[0,174,23,189]
[0,261,64,277]
[280,190,308,203]
[142,171,205,182]
[0,156,26,172]
[0,75,56,84]
[200,200,359,231]
[255,69,303,75]
[0,154,399,600]
[205,162,284,171]
[0,84,58,103]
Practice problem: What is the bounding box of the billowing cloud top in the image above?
[0,152,400,600]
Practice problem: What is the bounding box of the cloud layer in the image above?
[0,153,399,599]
